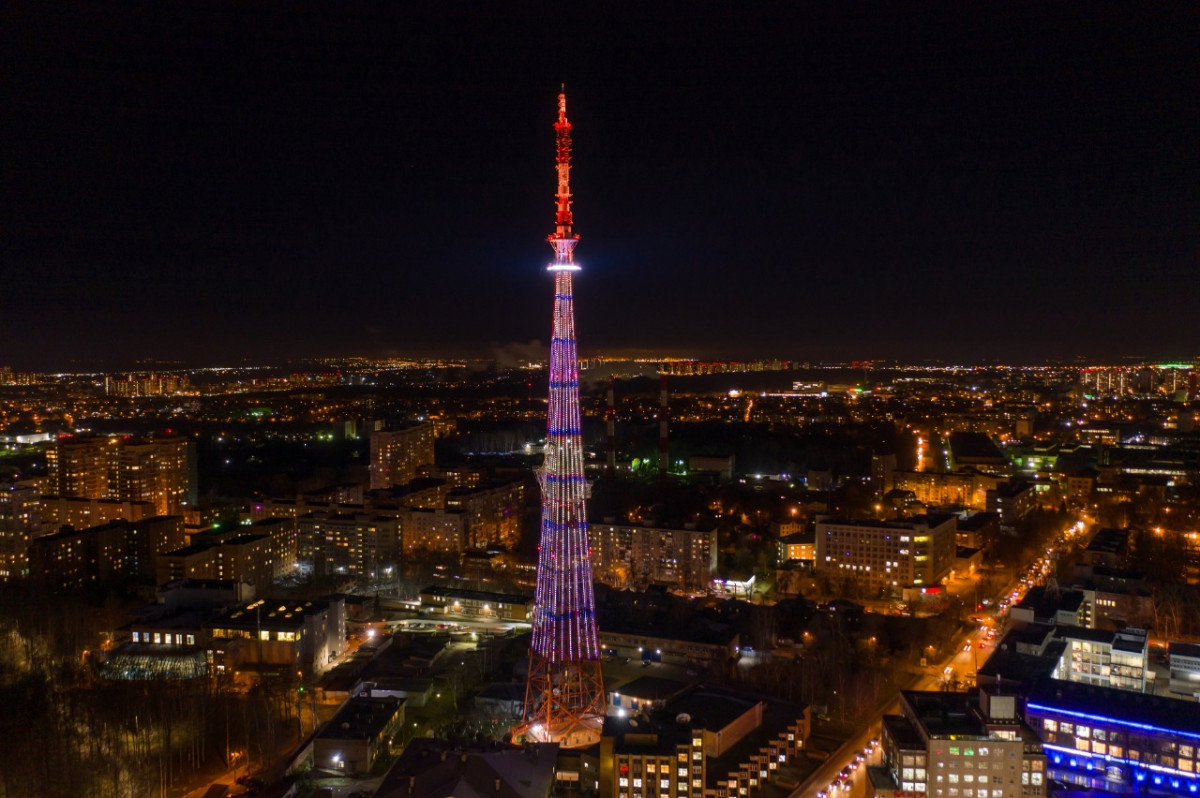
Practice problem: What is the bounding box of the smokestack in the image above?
[606,376,616,477]
[659,373,669,476]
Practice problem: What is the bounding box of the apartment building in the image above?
[589,520,718,593]
[815,514,957,596]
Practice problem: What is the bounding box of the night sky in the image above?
[2,3,1197,369]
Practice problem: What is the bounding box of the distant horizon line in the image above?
[4,352,1197,376]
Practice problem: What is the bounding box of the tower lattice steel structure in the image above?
[517,90,605,748]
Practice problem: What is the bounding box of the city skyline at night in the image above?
[2,4,1197,369]
[5,8,1200,795]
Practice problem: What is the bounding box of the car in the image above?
[963,643,972,652]
[978,641,988,649]
[839,767,852,780]
[816,790,828,798]
[855,753,865,763]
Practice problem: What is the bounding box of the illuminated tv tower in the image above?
[517,89,605,748]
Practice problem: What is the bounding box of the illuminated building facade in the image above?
[589,520,718,593]
[47,435,111,499]
[446,479,525,550]
[893,469,1002,511]
[157,519,296,590]
[400,507,465,556]
[29,515,186,590]
[1025,678,1200,795]
[0,480,40,580]
[297,511,400,578]
[596,685,809,798]
[205,596,347,677]
[41,495,156,530]
[46,434,196,515]
[878,688,1046,798]
[518,91,605,749]
[369,422,435,490]
[815,514,957,596]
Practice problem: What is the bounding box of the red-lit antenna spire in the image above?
[548,87,580,271]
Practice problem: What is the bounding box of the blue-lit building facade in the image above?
[1023,679,1200,795]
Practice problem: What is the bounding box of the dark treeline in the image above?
[0,585,300,798]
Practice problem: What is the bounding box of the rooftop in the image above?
[1013,585,1085,619]
[162,542,218,558]
[956,512,999,531]
[419,585,533,606]
[612,676,690,702]
[817,513,957,530]
[1084,527,1131,556]
[208,597,337,630]
[1025,678,1200,739]
[375,738,558,798]
[882,714,926,751]
[1170,642,1200,660]
[317,696,404,742]
[221,533,270,546]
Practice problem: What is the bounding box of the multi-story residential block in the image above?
[892,470,1002,511]
[402,507,465,557]
[876,687,1046,798]
[986,481,1038,524]
[815,514,957,596]
[595,685,808,798]
[296,511,401,578]
[46,434,197,515]
[41,495,156,531]
[0,480,41,580]
[956,512,999,552]
[871,452,897,499]
[29,515,186,590]
[445,479,525,550]
[1024,678,1200,794]
[146,435,198,514]
[156,542,221,585]
[415,464,481,489]
[777,531,815,563]
[46,435,112,498]
[589,520,718,593]
[369,422,435,490]
[1065,468,1098,506]
[387,477,450,510]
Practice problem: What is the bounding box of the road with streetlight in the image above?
[793,512,1089,797]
